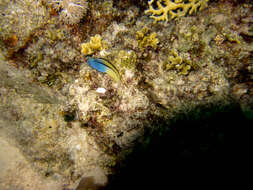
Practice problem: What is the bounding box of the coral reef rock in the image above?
[0,0,253,189]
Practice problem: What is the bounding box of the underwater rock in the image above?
[1,0,253,189]
[0,0,50,57]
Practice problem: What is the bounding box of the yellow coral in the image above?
[166,49,199,75]
[136,27,159,50]
[145,0,209,22]
[81,34,107,56]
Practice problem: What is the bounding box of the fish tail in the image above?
[106,68,121,82]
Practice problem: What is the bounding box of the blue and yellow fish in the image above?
[87,57,121,82]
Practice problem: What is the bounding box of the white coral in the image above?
[50,0,88,24]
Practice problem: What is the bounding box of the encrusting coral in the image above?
[136,27,159,50]
[165,49,199,75]
[145,0,209,22]
[81,34,108,56]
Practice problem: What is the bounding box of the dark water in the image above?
[104,102,250,189]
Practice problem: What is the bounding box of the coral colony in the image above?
[145,0,209,22]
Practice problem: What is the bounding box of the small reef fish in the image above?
[87,57,121,82]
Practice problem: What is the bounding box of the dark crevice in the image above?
[104,102,250,189]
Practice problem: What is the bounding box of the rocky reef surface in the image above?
[0,0,253,189]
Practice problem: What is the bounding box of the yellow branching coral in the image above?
[145,0,209,22]
[81,34,107,56]
[166,49,199,75]
[136,27,159,50]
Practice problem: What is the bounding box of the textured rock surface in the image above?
[0,54,112,189]
[0,137,62,190]
[0,0,253,189]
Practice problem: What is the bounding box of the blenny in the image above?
[87,57,121,82]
